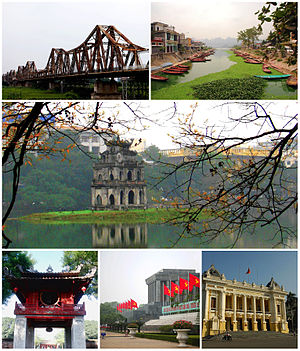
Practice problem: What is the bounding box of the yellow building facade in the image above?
[202,265,289,336]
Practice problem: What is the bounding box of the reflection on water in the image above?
[264,79,297,98]
[92,223,147,248]
[4,217,297,249]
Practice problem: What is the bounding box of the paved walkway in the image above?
[100,331,198,349]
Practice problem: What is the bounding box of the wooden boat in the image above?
[254,74,291,79]
[163,69,184,75]
[286,76,297,87]
[244,59,261,64]
[262,65,272,74]
[191,58,206,62]
[151,74,168,81]
[177,64,190,69]
[170,66,189,71]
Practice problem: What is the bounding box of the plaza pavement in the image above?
[203,331,297,348]
[100,331,199,348]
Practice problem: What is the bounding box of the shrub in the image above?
[127,323,138,328]
[159,325,174,334]
[136,333,200,346]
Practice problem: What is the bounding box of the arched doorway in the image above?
[110,173,114,180]
[96,195,102,205]
[139,190,143,204]
[120,191,124,205]
[128,190,134,204]
[137,170,141,181]
[109,194,115,205]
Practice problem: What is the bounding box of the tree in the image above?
[85,320,98,340]
[2,101,176,247]
[100,302,126,325]
[162,102,297,247]
[62,251,98,297]
[2,251,35,303]
[286,292,297,333]
[237,26,262,48]
[256,2,297,64]
[2,317,15,339]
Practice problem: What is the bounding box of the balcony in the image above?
[14,302,85,316]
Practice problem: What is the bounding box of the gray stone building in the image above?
[91,139,147,210]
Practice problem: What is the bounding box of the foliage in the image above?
[164,102,297,247]
[237,26,262,48]
[286,292,297,333]
[85,320,98,340]
[172,320,193,329]
[159,325,174,334]
[127,322,139,328]
[2,317,15,339]
[62,251,98,297]
[100,302,126,325]
[192,77,266,100]
[2,251,35,303]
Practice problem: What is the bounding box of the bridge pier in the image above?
[91,79,121,100]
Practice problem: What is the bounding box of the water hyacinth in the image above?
[172,320,193,329]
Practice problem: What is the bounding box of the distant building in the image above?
[91,138,147,210]
[151,22,179,54]
[202,265,289,337]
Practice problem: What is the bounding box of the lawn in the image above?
[2,86,82,100]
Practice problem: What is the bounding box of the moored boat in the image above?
[262,64,272,74]
[151,74,168,81]
[163,69,184,75]
[254,74,291,79]
[286,75,297,87]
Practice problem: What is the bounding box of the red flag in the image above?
[128,300,132,310]
[164,284,171,296]
[117,304,120,312]
[171,282,180,296]
[131,299,138,309]
[246,268,251,274]
[189,273,200,291]
[179,277,189,293]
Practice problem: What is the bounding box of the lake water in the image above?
[4,219,296,249]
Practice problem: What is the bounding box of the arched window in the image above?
[139,190,143,204]
[109,194,115,205]
[98,174,102,181]
[120,191,124,205]
[110,173,114,180]
[128,190,134,204]
[96,195,102,205]
[110,227,115,239]
[137,170,141,181]
[127,170,132,181]
[129,227,135,241]
[119,171,123,180]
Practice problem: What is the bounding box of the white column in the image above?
[262,298,265,323]
[253,296,256,322]
[221,291,226,321]
[233,294,237,322]
[204,289,209,320]
[282,300,287,322]
[243,295,247,322]
[13,315,27,349]
[71,316,86,349]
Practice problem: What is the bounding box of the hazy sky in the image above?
[152,1,273,40]
[3,0,149,72]
[100,250,201,304]
[203,251,297,294]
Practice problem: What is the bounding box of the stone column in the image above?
[253,296,258,331]
[243,295,248,331]
[233,294,237,331]
[13,315,27,348]
[65,326,72,348]
[220,291,226,332]
[91,79,122,100]
[71,316,86,348]
[262,298,267,331]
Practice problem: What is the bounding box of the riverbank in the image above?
[151,50,296,100]
[19,208,206,225]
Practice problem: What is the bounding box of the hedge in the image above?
[136,333,200,346]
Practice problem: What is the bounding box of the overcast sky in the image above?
[152,1,274,40]
[100,250,201,304]
[2,0,149,72]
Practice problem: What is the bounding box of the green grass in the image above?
[2,86,81,100]
[19,208,206,225]
[151,51,289,100]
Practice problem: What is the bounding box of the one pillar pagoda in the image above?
[4,264,96,349]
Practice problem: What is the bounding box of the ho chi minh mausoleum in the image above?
[91,138,147,210]
[4,264,96,349]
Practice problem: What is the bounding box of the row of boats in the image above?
[151,49,215,81]
[234,49,297,87]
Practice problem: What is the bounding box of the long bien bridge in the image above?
[2,25,149,99]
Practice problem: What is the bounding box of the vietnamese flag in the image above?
[179,277,189,293]
[131,299,138,309]
[164,284,171,296]
[189,273,200,291]
[128,300,132,310]
[171,282,180,296]
[246,268,251,274]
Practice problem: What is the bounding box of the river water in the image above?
[4,217,296,249]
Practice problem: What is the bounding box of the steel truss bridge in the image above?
[3,25,148,88]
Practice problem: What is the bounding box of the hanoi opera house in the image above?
[202,265,289,337]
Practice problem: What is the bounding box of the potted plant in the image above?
[127,323,138,338]
[172,320,193,347]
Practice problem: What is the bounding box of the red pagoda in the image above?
[4,264,96,349]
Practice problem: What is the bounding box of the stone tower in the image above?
[91,138,147,210]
